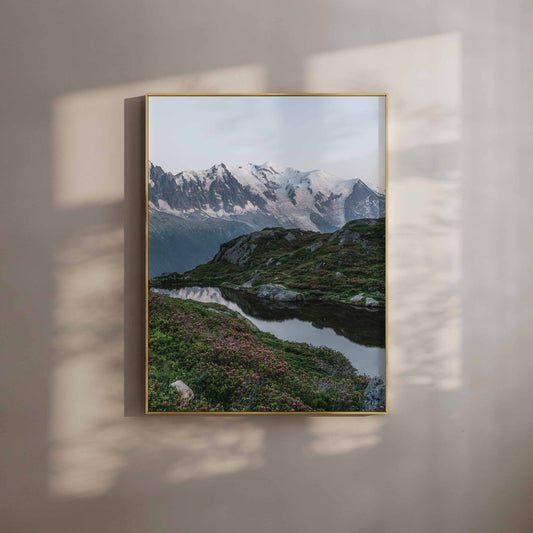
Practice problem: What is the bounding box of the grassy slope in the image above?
[151,218,385,305]
[148,292,380,412]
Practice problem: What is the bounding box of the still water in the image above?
[151,286,385,377]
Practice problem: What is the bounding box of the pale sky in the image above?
[148,95,385,189]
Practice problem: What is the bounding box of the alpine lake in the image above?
[151,286,385,378]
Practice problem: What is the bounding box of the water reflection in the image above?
[222,288,385,348]
[151,287,385,377]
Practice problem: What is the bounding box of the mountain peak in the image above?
[210,162,228,170]
[259,160,278,169]
[254,161,287,174]
[149,162,384,231]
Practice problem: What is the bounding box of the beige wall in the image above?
[2,1,533,532]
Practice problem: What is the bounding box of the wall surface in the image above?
[1,1,533,532]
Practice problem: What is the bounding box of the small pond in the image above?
[151,286,385,377]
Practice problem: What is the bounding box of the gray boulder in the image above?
[364,297,380,307]
[285,232,296,242]
[238,271,257,289]
[330,229,368,247]
[308,241,323,252]
[257,284,304,302]
[170,380,195,400]
[362,377,385,411]
[350,294,365,303]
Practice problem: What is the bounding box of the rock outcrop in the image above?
[308,241,323,252]
[330,229,368,247]
[362,376,385,411]
[170,380,195,400]
[257,284,304,302]
[214,229,274,265]
[364,297,380,307]
[238,271,258,289]
[350,294,382,307]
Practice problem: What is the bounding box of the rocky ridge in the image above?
[151,218,385,307]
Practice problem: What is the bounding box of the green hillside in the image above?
[148,292,376,412]
[151,218,385,306]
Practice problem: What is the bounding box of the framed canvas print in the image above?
[146,94,387,414]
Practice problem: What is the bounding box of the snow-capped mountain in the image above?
[148,161,384,277]
[149,162,384,232]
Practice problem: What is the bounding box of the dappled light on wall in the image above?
[305,33,462,394]
[52,65,267,208]
[50,223,125,498]
[48,31,462,498]
[49,65,268,498]
[305,417,385,456]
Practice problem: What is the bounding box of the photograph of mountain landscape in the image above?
[146,94,387,414]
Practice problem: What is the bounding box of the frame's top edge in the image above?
[145,92,388,97]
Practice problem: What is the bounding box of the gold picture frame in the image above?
[145,93,388,415]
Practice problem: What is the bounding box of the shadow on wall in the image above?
[38,32,468,533]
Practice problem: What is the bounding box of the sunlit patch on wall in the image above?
[50,220,266,497]
[49,65,267,499]
[305,417,385,456]
[305,34,462,393]
[52,65,266,208]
